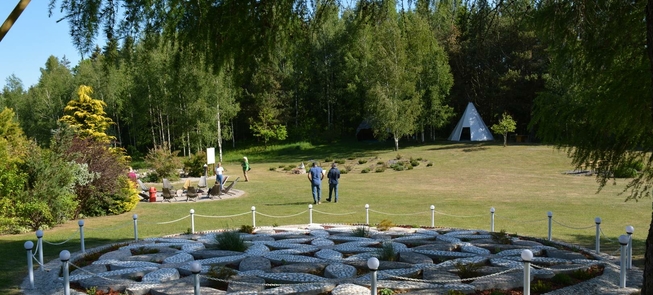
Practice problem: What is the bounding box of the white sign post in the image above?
[207,148,216,164]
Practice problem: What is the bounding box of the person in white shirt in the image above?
[215,162,225,191]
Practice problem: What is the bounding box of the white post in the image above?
[626,225,634,269]
[430,205,435,227]
[190,209,195,234]
[78,220,85,253]
[133,214,139,241]
[367,257,379,295]
[594,217,601,254]
[522,249,533,295]
[490,207,495,232]
[191,261,202,295]
[35,230,44,271]
[619,235,629,288]
[308,204,313,224]
[547,211,553,241]
[365,204,370,225]
[251,206,256,228]
[24,241,34,289]
[60,250,71,295]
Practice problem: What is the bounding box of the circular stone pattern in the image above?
[24,225,638,295]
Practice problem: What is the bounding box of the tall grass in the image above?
[0,140,648,294]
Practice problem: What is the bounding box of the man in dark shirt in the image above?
[307,162,324,204]
[326,163,340,203]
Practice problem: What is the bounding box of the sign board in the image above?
[207,148,215,164]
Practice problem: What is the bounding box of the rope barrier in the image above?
[195,212,250,218]
[531,262,599,272]
[433,210,484,218]
[154,215,190,225]
[599,228,618,244]
[369,209,429,216]
[200,274,326,287]
[494,215,547,224]
[68,262,126,282]
[551,219,595,230]
[42,229,79,245]
[256,210,308,218]
[383,267,518,283]
[85,221,134,232]
[311,210,357,216]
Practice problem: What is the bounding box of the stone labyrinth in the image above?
[54,225,609,295]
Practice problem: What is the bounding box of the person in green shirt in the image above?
[241,156,250,182]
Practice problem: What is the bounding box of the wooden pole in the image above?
[0,0,31,43]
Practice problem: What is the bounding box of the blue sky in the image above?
[0,1,88,88]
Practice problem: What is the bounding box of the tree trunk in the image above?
[394,136,399,151]
[217,103,223,163]
[503,133,507,147]
[645,1,653,293]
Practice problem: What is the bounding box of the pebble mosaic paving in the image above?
[52,225,607,294]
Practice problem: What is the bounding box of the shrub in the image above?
[352,227,370,237]
[361,168,370,173]
[427,162,433,167]
[407,165,413,170]
[144,142,182,181]
[344,165,353,172]
[375,167,385,173]
[183,151,206,177]
[239,224,255,234]
[392,164,404,171]
[379,288,394,295]
[347,156,356,160]
[358,159,368,164]
[325,157,333,162]
[377,219,394,231]
[283,166,293,171]
[279,165,285,168]
[340,169,348,174]
[396,154,402,160]
[335,159,346,164]
[377,161,385,165]
[416,157,423,161]
[269,167,276,171]
[215,231,249,252]
[410,160,419,167]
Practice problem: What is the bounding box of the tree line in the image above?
[1,0,544,155]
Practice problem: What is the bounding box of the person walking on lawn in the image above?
[241,157,250,182]
[308,162,324,204]
[326,163,340,203]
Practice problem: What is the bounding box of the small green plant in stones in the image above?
[377,242,397,261]
[185,227,193,234]
[239,224,254,234]
[531,280,552,293]
[215,231,249,252]
[361,168,370,173]
[352,226,371,238]
[359,159,368,164]
[490,229,512,244]
[377,219,394,231]
[551,273,574,286]
[86,287,97,294]
[454,262,481,279]
[446,290,465,295]
[379,288,394,295]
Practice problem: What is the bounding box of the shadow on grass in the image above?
[263,202,311,206]
[0,237,131,294]
[566,233,645,268]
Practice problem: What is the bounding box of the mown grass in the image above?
[1,140,648,294]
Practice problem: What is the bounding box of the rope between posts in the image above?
[155,215,190,225]
[68,262,128,282]
[312,209,357,216]
[530,262,598,272]
[433,210,484,218]
[256,210,308,218]
[42,229,80,245]
[552,219,595,230]
[195,211,250,218]
[600,228,618,244]
[369,209,429,216]
[31,242,44,267]
[85,221,134,232]
[383,267,518,283]
[494,215,547,224]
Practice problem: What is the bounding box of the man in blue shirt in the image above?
[326,163,340,203]
[307,162,324,204]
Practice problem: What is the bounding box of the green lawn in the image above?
[1,140,648,294]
